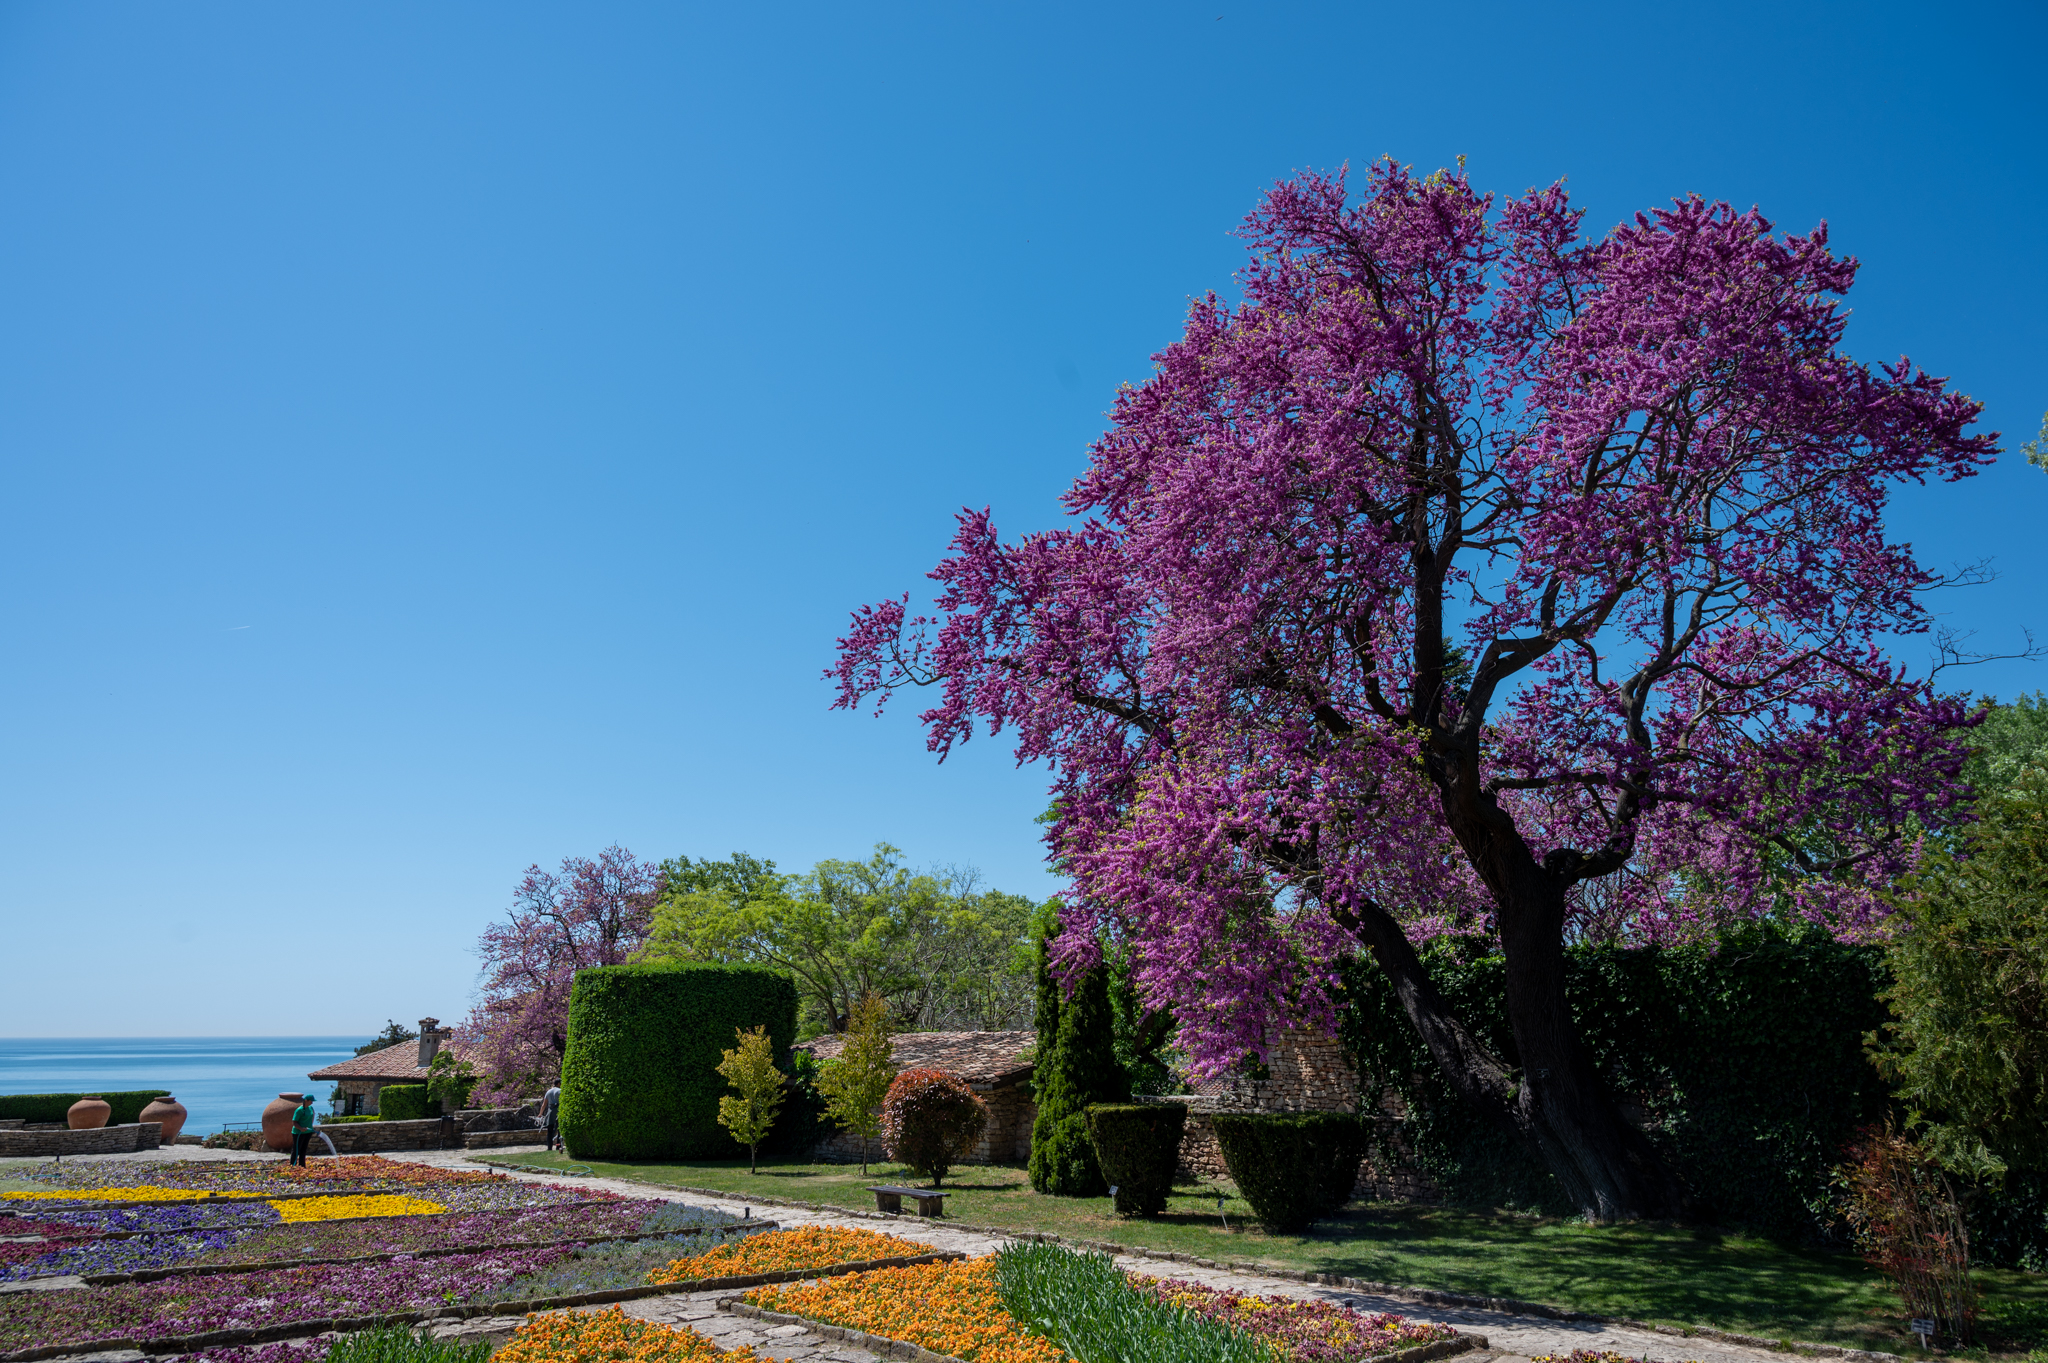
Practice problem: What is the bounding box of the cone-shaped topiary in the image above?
[880,1067,988,1187]
[1028,932,1130,1196]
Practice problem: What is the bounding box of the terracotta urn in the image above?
[261,1093,303,1153]
[67,1096,112,1130]
[139,1095,188,1145]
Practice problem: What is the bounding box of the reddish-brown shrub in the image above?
[879,1068,987,1188]
[1835,1122,1977,1343]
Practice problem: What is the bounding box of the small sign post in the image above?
[1910,1318,1936,1349]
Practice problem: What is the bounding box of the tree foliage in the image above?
[637,843,1040,1035]
[355,1021,418,1058]
[716,1025,788,1174]
[1875,771,2048,1177]
[880,1067,988,1187]
[814,991,898,1174]
[462,847,657,1105]
[834,161,1989,1217]
[1029,942,1129,1197]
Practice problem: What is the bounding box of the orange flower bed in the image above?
[496,1305,761,1362]
[746,1257,1064,1363]
[647,1226,932,1285]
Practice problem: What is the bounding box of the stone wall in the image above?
[811,1080,1036,1166]
[0,1123,162,1157]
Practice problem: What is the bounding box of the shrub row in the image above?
[1085,1104,1185,1217]
[377,1086,434,1122]
[0,1091,170,1125]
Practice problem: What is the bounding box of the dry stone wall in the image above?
[0,1123,162,1157]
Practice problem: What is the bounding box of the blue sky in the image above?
[2,2,2042,1037]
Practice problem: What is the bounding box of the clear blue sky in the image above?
[2,2,2042,1037]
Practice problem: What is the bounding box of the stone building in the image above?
[308,1017,462,1115]
[796,1030,1036,1165]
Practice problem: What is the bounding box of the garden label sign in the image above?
[1910,1319,1935,1346]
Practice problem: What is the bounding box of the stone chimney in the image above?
[418,1018,443,1068]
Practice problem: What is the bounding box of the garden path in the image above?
[383,1147,1846,1363]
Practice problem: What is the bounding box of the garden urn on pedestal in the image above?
[139,1095,188,1145]
[261,1093,303,1153]
[66,1096,111,1130]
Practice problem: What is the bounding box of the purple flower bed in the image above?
[1140,1277,1457,1362]
[0,1246,577,1350]
[27,1201,285,1235]
[1,1227,260,1281]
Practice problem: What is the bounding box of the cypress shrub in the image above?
[1086,1103,1186,1216]
[560,961,798,1161]
[377,1085,432,1121]
[0,1091,170,1125]
[1029,943,1130,1196]
[1211,1111,1366,1233]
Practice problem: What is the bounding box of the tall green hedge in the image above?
[560,962,798,1161]
[1337,927,1890,1238]
[0,1091,170,1125]
[377,1085,433,1122]
[1029,944,1129,1197]
[1212,1111,1367,1233]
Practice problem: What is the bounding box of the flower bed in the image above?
[2,1184,268,1205]
[497,1305,761,1362]
[748,1257,1064,1363]
[272,1194,445,1223]
[477,1227,763,1303]
[1139,1277,1458,1362]
[0,1246,576,1351]
[647,1225,931,1284]
[0,1155,508,1198]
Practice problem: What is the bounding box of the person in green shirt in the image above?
[289,1093,317,1166]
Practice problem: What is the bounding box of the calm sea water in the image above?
[0,1038,362,1135]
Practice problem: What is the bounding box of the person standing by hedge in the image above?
[289,1094,316,1167]
[541,1083,561,1152]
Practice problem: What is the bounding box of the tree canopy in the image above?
[832,161,1990,1218]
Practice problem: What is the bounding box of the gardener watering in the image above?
[289,1093,316,1167]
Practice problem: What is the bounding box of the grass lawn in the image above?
[479,1152,2048,1358]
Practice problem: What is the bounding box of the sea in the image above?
[0,1038,364,1135]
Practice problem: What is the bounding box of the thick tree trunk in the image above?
[1482,844,1692,1220]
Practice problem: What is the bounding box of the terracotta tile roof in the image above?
[307,1039,468,1083]
[795,1030,1036,1087]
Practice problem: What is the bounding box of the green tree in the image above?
[2022,410,2048,473]
[1964,692,2048,797]
[355,1020,417,1057]
[1875,771,2048,1177]
[1028,933,1130,1196]
[814,992,897,1174]
[715,1025,788,1174]
[638,844,1039,1035]
[424,1050,478,1114]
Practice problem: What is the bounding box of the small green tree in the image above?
[1875,771,2048,1178]
[815,992,897,1174]
[1028,930,1130,1196]
[716,1025,787,1173]
[424,1050,477,1114]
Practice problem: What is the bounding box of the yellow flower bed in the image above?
[747,1257,1063,1363]
[647,1226,932,1285]
[496,1306,760,1362]
[268,1194,446,1222]
[2,1186,265,1203]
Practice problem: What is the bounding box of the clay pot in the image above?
[262,1093,304,1153]
[67,1096,112,1130]
[139,1095,188,1145]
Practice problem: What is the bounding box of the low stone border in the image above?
[720,1296,1488,1363]
[468,1167,1903,1363]
[74,1217,778,1285]
[0,1250,966,1362]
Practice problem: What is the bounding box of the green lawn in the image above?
[479,1152,2048,1358]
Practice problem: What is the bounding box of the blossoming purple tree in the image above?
[463,847,656,1104]
[830,162,1997,1219]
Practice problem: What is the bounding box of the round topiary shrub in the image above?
[880,1068,988,1188]
[1210,1111,1366,1233]
[1085,1102,1186,1216]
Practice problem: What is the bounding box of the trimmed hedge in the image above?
[560,961,799,1161]
[1337,927,1892,1238]
[1086,1103,1185,1216]
[377,1085,432,1122]
[1211,1112,1366,1233]
[0,1091,169,1125]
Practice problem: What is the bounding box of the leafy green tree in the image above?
[424,1050,478,1113]
[1028,933,1130,1196]
[2022,410,2048,473]
[637,844,1039,1035]
[355,1020,417,1057]
[1106,939,1178,1096]
[716,1025,788,1174]
[815,992,898,1174]
[1963,693,2048,798]
[1875,771,2048,1177]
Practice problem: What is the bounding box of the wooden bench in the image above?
[867,1184,948,1216]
